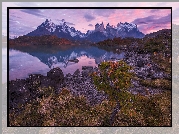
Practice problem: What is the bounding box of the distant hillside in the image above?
[9,35,78,46]
[93,29,171,54]
[144,29,171,38]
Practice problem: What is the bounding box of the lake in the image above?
[9,45,125,81]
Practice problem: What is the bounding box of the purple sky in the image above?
[9,8,171,37]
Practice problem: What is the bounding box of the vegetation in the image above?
[114,90,171,126]
[91,60,134,102]
[96,37,141,47]
[93,29,171,55]
[90,60,171,126]
[91,60,135,125]
[9,35,77,46]
[139,78,171,90]
[151,52,171,75]
[9,29,171,126]
[9,86,171,126]
[9,86,116,126]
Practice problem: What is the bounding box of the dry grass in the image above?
[9,87,116,126]
[114,90,171,126]
[9,86,171,126]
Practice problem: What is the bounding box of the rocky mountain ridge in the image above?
[26,19,145,42]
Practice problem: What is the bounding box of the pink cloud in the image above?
[9,8,171,36]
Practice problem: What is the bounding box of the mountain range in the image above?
[26,19,145,42]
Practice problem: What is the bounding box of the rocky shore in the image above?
[123,50,171,95]
[9,66,107,110]
[9,47,171,111]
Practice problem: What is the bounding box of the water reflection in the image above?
[9,45,125,80]
[9,49,50,81]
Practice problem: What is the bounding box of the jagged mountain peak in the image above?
[27,19,144,42]
[28,19,85,39]
[95,22,105,32]
[38,19,56,32]
[42,19,54,26]
[117,22,137,29]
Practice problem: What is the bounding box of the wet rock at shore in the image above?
[82,66,93,70]
[73,69,80,77]
[81,66,93,78]
[47,67,64,83]
[68,59,79,63]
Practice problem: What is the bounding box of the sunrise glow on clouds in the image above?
[2,2,179,36]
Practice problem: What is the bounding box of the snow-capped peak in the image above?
[58,19,67,26]
[38,19,56,32]
[29,19,143,41]
[117,22,137,31]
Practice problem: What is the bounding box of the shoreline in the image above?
[9,53,171,109]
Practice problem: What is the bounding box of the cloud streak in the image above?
[20,9,45,17]
[83,14,95,22]
[132,15,157,24]
[132,13,171,25]
[133,13,171,34]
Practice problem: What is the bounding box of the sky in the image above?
[2,2,179,37]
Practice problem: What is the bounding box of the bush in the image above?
[92,60,134,102]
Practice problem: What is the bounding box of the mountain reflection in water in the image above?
[9,45,125,80]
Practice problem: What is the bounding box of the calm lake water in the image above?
[9,45,125,81]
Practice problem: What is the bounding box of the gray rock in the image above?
[73,69,80,77]
[82,66,93,70]
[47,67,64,83]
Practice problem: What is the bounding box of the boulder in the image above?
[82,66,93,70]
[9,79,31,109]
[73,69,80,77]
[47,67,64,83]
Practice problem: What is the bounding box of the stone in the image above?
[47,67,64,83]
[73,69,80,77]
[82,66,93,70]
[68,59,79,63]
[81,70,89,77]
